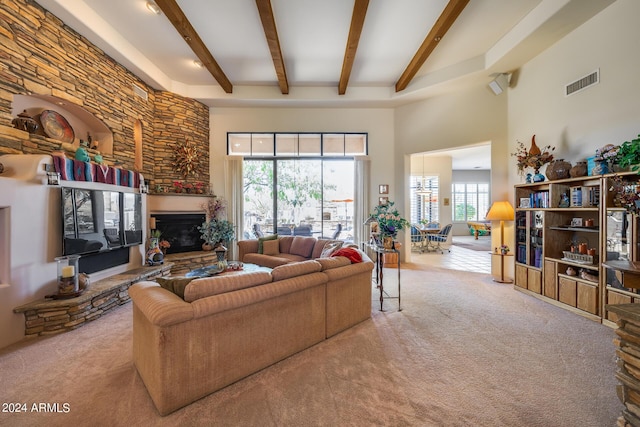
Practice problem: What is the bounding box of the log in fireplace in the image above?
[151,213,206,254]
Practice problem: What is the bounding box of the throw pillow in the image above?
[262,239,280,255]
[258,234,278,254]
[331,247,363,264]
[289,236,316,258]
[156,277,195,299]
[320,241,343,258]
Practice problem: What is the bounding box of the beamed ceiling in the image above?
[36,0,614,108]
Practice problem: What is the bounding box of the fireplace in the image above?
[151,213,206,254]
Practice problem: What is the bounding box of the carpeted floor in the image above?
[0,264,622,426]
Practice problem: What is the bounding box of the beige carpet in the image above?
[0,264,622,426]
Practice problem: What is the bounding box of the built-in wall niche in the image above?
[12,94,113,155]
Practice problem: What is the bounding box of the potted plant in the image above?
[369,201,409,249]
[198,218,236,249]
[615,135,640,172]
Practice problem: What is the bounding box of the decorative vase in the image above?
[215,245,228,270]
[546,159,571,180]
[501,249,508,255]
[569,161,587,178]
[529,135,541,155]
[592,160,609,175]
[382,236,394,250]
[146,237,164,266]
[202,242,213,251]
[532,168,545,182]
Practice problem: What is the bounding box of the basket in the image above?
[562,251,594,264]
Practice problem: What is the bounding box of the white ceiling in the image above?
[33,0,614,170]
[35,0,613,109]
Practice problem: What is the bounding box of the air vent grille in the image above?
[132,83,148,101]
[565,69,599,97]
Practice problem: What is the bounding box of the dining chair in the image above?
[425,223,452,253]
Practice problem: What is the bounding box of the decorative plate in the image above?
[40,110,75,143]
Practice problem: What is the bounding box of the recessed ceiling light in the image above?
[146,1,161,15]
[193,60,203,68]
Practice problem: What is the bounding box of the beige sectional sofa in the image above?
[128,242,373,416]
[238,235,341,268]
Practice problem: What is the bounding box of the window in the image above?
[452,183,490,222]
[410,175,439,224]
[242,158,355,241]
[228,132,367,157]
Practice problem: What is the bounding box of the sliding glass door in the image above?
[243,159,354,241]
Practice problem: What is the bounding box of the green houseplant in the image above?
[198,218,235,249]
[615,135,640,172]
[369,201,409,249]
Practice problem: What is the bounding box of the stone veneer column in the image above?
[606,303,640,427]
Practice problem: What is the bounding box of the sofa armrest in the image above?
[237,240,259,261]
[129,281,194,327]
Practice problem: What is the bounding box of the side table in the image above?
[491,252,514,283]
[364,242,401,311]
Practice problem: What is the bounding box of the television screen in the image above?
[61,188,142,256]
[123,193,143,246]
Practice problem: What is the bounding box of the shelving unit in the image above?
[514,172,640,324]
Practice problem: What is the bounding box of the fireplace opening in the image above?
[152,213,206,254]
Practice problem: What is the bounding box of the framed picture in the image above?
[379,184,389,194]
[378,196,389,205]
[519,198,530,208]
[443,197,450,206]
[571,217,583,227]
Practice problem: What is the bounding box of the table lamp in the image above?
[486,201,515,283]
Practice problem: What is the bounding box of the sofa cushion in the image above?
[316,256,351,270]
[271,260,322,282]
[289,236,316,258]
[156,277,195,299]
[262,239,280,255]
[243,253,293,268]
[312,238,339,259]
[278,236,295,254]
[258,234,278,253]
[331,247,363,263]
[320,241,343,258]
[183,271,273,302]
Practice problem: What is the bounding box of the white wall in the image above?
[209,106,395,214]
[0,155,145,349]
[508,0,640,187]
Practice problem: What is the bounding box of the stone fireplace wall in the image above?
[0,0,210,188]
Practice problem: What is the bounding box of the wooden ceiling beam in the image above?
[155,0,233,93]
[256,0,289,94]
[395,0,469,93]
[339,0,369,95]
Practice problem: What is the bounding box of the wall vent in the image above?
[565,69,599,97]
[132,83,148,101]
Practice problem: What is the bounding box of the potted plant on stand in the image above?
[369,201,409,250]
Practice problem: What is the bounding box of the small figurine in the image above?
[75,147,90,162]
[525,173,532,183]
[94,152,103,164]
[559,192,570,208]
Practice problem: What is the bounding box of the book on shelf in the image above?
[570,186,599,207]
[528,190,549,208]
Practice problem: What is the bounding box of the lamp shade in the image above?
[486,201,514,221]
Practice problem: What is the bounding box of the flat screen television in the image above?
[61,187,143,257]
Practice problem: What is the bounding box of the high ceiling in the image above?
[35,0,614,108]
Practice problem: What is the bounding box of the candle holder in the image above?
[55,255,80,297]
